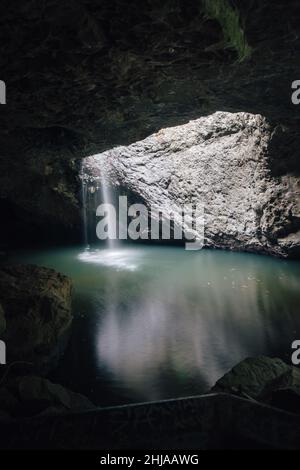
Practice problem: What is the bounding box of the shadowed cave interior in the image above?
[0,0,300,451]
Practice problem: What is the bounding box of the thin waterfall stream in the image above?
[99,170,119,250]
[81,166,89,248]
[81,161,119,251]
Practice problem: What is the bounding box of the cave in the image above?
[1,0,300,454]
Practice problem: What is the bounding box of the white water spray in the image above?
[81,163,89,248]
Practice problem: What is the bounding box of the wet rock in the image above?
[0,375,95,418]
[0,264,72,367]
[85,112,300,257]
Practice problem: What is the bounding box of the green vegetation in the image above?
[203,0,252,62]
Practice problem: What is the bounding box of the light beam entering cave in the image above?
[81,161,120,250]
[99,169,119,250]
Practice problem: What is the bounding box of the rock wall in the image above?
[84,111,300,257]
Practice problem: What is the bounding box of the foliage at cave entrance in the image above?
[203,0,252,62]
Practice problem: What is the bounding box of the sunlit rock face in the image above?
[85,111,300,257]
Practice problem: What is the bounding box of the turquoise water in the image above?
[5,245,300,406]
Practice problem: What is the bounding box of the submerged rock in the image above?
[85,111,300,258]
[0,264,72,367]
[211,356,300,414]
[0,375,95,418]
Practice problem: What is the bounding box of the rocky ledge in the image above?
[0,375,95,419]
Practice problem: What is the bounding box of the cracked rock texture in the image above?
[85,111,300,257]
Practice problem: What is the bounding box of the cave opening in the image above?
[80,110,300,259]
[5,111,300,410]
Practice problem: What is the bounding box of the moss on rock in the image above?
[203,0,252,61]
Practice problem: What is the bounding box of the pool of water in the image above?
[5,244,300,406]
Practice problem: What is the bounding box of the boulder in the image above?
[211,356,300,414]
[211,356,291,399]
[0,264,72,366]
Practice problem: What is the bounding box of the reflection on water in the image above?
[7,245,300,406]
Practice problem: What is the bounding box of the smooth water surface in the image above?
[6,245,300,406]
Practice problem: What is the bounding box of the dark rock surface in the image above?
[1,357,300,447]
[211,356,300,414]
[0,375,95,418]
[212,356,290,397]
[0,1,299,244]
[85,111,300,257]
[260,368,300,413]
[0,304,5,336]
[1,392,300,449]
[0,264,72,367]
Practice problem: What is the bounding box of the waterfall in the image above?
[81,164,89,249]
[100,170,118,250]
[81,160,118,250]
